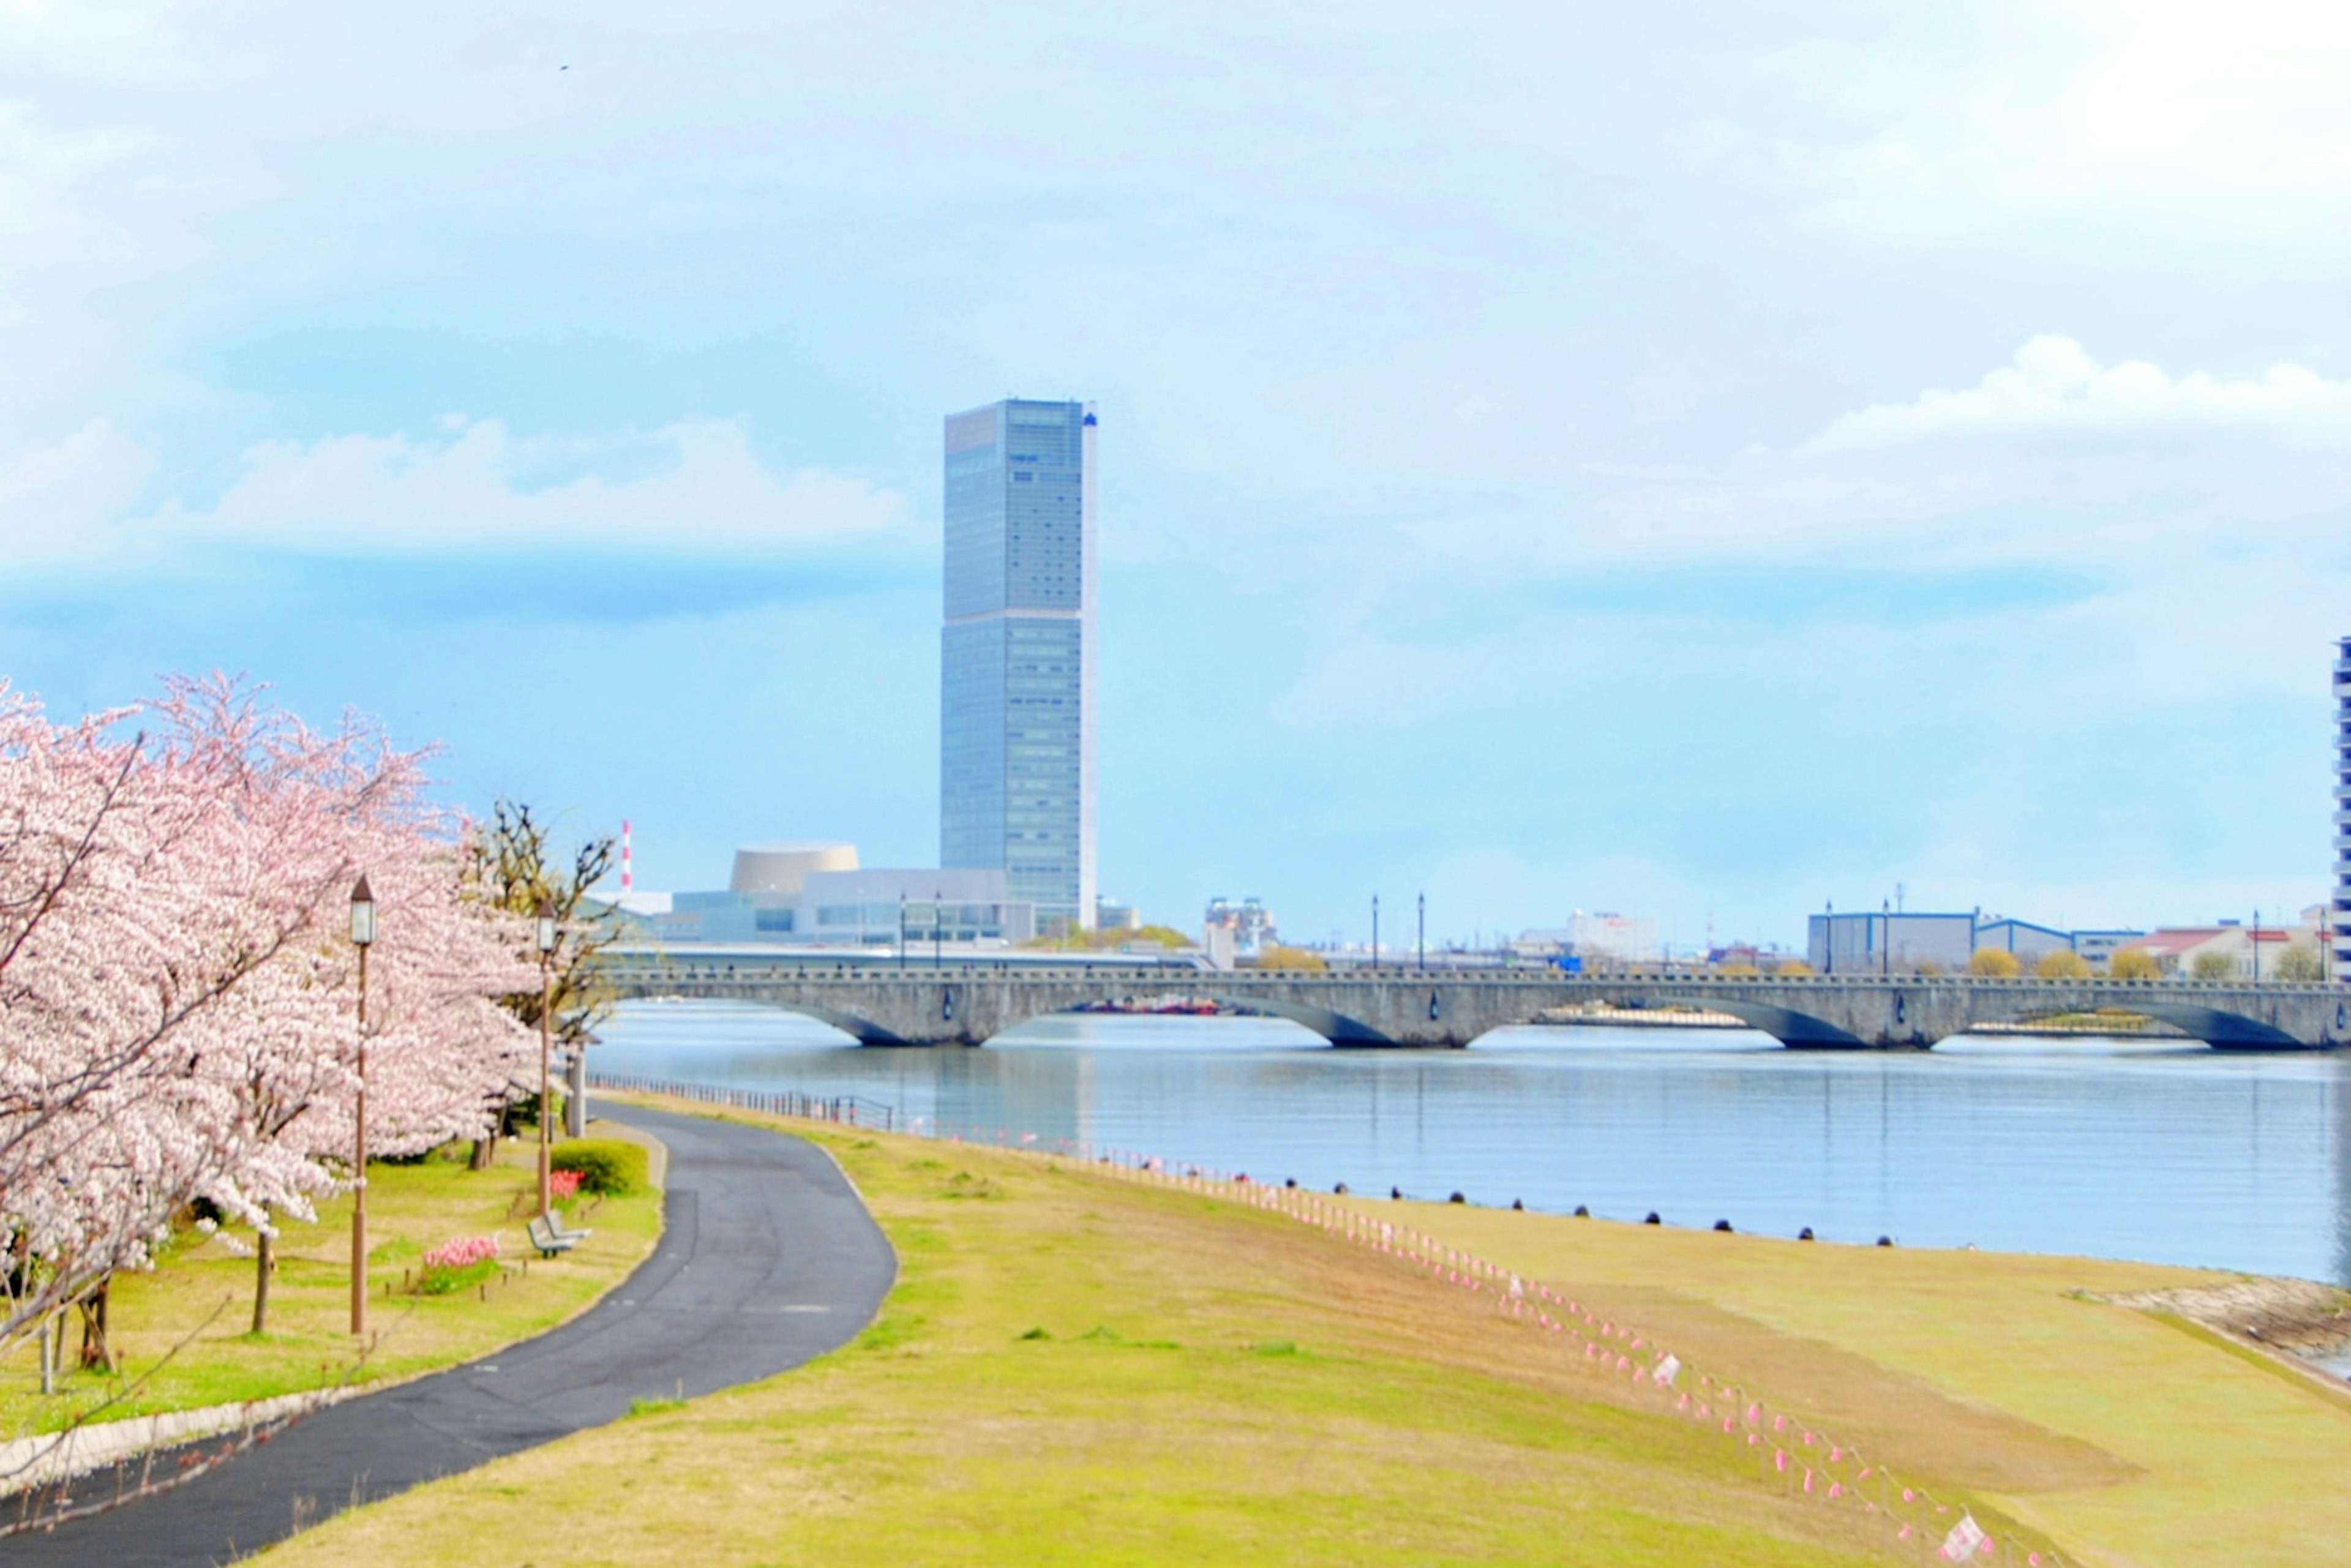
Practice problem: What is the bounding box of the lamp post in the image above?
[1823,899,1833,975]
[1882,898,1891,978]
[1417,893,1426,973]
[535,898,557,1220]
[348,876,376,1339]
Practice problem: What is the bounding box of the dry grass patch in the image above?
[1378,1200,2351,1568]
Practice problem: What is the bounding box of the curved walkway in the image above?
[12,1105,896,1566]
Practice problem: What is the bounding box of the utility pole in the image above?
[1371,895,1380,972]
[1417,893,1426,972]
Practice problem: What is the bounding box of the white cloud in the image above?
[154,417,908,558]
[1708,2,2351,239]
[0,416,910,570]
[1798,336,2351,455]
[0,418,150,566]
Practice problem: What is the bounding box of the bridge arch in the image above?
[1960,997,2301,1049]
[1188,993,1392,1046]
[607,981,914,1046]
[1637,994,1865,1049]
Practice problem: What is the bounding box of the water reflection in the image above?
[592,1001,2351,1283]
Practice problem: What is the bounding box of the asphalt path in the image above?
[9,1105,896,1566]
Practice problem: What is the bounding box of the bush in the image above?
[1968,948,2021,977]
[418,1235,500,1295]
[551,1138,648,1196]
[2034,950,2091,979]
[2274,945,2328,983]
[2109,948,2161,980]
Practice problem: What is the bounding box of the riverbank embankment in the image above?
[255,1096,2351,1568]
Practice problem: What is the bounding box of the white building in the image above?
[1515,911,1661,966]
[616,840,1035,947]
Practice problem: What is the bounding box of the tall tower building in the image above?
[940,398,1097,931]
[2337,636,2351,982]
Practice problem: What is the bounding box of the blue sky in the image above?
[4,1,2349,948]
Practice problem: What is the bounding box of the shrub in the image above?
[2274,945,2328,983]
[2034,950,2091,979]
[419,1235,500,1295]
[2189,950,2238,981]
[549,1168,583,1204]
[2109,948,2161,980]
[551,1138,648,1196]
[1968,948,2021,978]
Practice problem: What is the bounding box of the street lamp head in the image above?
[534,897,558,956]
[349,875,377,948]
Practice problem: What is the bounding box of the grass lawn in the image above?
[261,1099,1913,1568]
[1384,1199,2351,1567]
[0,1122,662,1437]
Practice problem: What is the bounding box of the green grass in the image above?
[244,1096,2351,1567]
[0,1124,662,1436]
[264,1100,1892,1568]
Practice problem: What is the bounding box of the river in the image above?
[591,1000,2351,1285]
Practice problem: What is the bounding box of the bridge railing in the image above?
[587,1072,896,1131]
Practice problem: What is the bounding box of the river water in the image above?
[591,1000,2351,1285]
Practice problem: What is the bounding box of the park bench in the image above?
[527,1213,582,1258]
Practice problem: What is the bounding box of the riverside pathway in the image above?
[11,1105,896,1565]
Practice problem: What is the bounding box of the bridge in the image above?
[598,962,2351,1050]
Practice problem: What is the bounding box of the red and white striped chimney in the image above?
[621,819,633,891]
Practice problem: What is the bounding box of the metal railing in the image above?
[588,1072,896,1131]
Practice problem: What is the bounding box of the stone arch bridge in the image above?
[598,963,2351,1050]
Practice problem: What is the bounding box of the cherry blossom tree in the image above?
[0,677,534,1352]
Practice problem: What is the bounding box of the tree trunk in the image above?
[252,1229,274,1335]
[78,1279,116,1373]
[469,1134,498,1171]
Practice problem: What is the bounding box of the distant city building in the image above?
[940,397,1098,933]
[1204,897,1278,955]
[2116,912,2325,980]
[1807,911,1976,973]
[1095,898,1141,932]
[1804,910,2151,973]
[613,841,1035,947]
[1513,911,1662,967]
[1971,917,2074,966]
[2337,635,2350,981]
[2068,930,2146,970]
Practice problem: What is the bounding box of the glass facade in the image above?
[942,399,1097,926]
[2337,636,2350,981]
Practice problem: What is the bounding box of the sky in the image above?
[4,0,2349,950]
